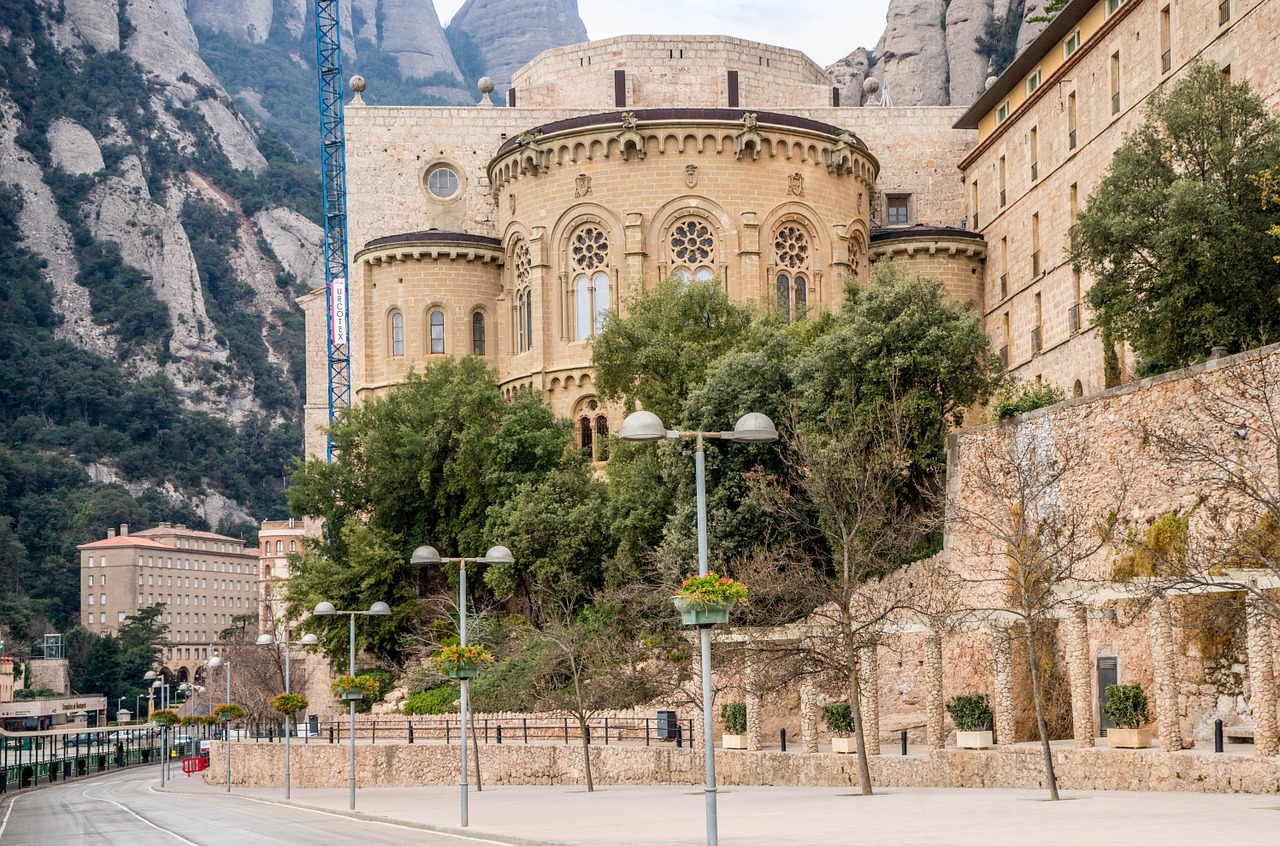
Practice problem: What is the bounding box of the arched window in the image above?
[513,241,532,353]
[773,224,812,323]
[472,312,486,356]
[289,541,296,552]
[670,218,717,282]
[1073,379,1084,398]
[429,309,445,354]
[389,311,404,357]
[574,397,609,461]
[571,226,611,340]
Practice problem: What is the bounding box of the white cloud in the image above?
[433,0,890,67]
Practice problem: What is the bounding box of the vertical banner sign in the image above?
[329,276,348,346]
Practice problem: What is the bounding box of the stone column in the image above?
[992,627,1016,747]
[745,650,762,752]
[859,645,881,755]
[1065,605,1095,748]
[1246,596,1279,757]
[799,680,819,753]
[1149,596,1182,752]
[925,632,945,750]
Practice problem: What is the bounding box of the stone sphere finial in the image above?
[862,77,881,104]
[985,76,998,90]
[477,76,495,107]
[349,75,366,106]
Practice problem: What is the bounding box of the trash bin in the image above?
[308,714,319,736]
[656,711,679,741]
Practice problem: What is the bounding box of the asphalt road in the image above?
[0,768,506,846]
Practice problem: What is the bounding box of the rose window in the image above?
[670,219,714,265]
[774,225,810,270]
[572,226,610,271]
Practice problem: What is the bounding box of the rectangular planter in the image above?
[673,596,730,626]
[448,665,479,680]
[722,734,747,749]
[1107,727,1153,748]
[831,737,856,754]
[956,730,994,749]
[338,691,364,701]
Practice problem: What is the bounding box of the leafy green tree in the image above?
[286,359,571,665]
[593,277,754,423]
[1073,61,1280,370]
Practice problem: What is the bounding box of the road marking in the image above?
[0,795,19,842]
[84,785,202,845]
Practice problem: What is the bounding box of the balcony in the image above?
[999,345,1009,369]
[999,188,1006,207]
[1032,250,1041,277]
[1161,50,1171,74]
[1068,304,1081,335]
[1069,128,1077,150]
[1112,92,1120,115]
[1031,161,1038,181]
[1000,273,1008,300]
[1031,326,1043,356]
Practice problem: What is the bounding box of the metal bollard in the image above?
[408,722,414,744]
[497,725,503,744]
[328,726,334,744]
[584,724,591,745]
[523,718,528,744]
[901,730,908,756]
[780,728,787,752]
[1215,719,1224,753]
[676,726,683,748]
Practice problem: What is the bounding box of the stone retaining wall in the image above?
[208,742,1280,795]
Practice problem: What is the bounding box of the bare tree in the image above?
[948,425,1119,800]
[750,411,936,796]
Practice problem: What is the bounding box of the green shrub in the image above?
[720,702,747,735]
[822,702,853,737]
[945,694,994,731]
[989,379,1067,420]
[1103,684,1149,729]
[403,684,460,715]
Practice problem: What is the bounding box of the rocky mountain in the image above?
[447,0,589,94]
[828,0,1048,108]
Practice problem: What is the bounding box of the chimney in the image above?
[120,523,129,536]
[107,528,116,539]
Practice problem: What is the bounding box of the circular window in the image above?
[425,165,460,200]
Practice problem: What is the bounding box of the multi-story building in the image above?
[77,523,260,682]
[956,0,1280,395]
[300,35,982,459]
[257,517,306,635]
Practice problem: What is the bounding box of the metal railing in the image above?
[1161,49,1171,74]
[0,728,165,794]
[1068,304,1081,335]
[231,715,698,749]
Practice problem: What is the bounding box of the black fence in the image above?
[231,715,697,749]
[0,729,165,794]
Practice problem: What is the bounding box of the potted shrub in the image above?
[269,693,309,715]
[823,702,856,753]
[1103,683,1152,748]
[673,573,748,625]
[331,674,381,701]
[151,709,180,727]
[946,694,994,749]
[720,702,747,749]
[432,645,494,680]
[212,703,244,722]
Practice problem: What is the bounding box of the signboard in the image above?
[329,276,348,347]
[0,696,106,719]
[201,740,211,753]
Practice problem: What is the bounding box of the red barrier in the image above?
[181,757,208,776]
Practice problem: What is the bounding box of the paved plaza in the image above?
[163,775,1280,845]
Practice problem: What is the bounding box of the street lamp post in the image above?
[312,601,392,811]
[257,627,320,799]
[409,545,514,828]
[618,410,778,846]
[144,672,170,786]
[207,654,233,792]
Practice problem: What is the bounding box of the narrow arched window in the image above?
[773,224,812,323]
[472,312,486,356]
[516,291,526,352]
[390,311,404,357]
[429,309,445,354]
[776,273,792,323]
[593,272,610,334]
[513,241,532,352]
[571,225,610,340]
[575,274,592,340]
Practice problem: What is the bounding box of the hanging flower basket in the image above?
[331,674,380,701]
[212,703,245,722]
[432,644,493,680]
[269,693,309,715]
[673,573,748,625]
[151,709,180,727]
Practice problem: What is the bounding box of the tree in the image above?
[593,277,754,424]
[1073,61,1280,371]
[286,359,571,666]
[948,430,1118,800]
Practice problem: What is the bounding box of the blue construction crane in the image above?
[314,0,351,461]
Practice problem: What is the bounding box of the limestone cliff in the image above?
[447,0,589,91]
[829,0,1041,108]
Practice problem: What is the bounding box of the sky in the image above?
[433,1,893,68]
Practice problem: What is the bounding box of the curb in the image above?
[155,784,566,846]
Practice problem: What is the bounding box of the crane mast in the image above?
[314,0,351,461]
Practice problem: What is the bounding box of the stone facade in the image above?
[957,0,1280,397]
[302,34,980,459]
